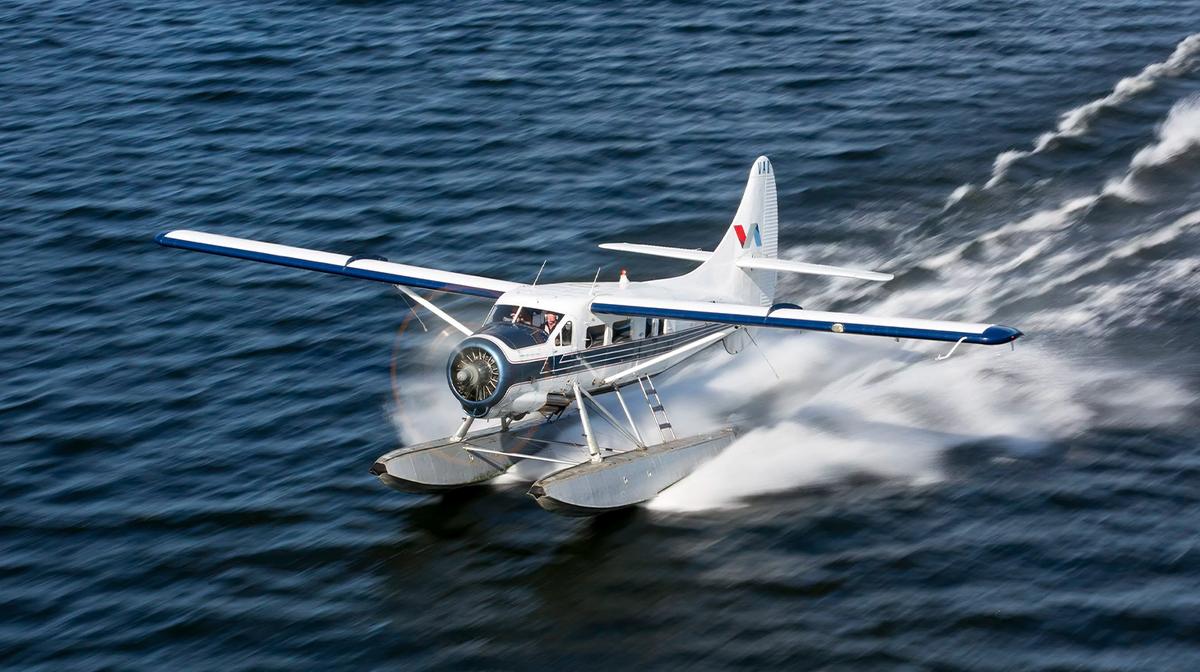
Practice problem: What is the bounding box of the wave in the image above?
[1018,208,1200,329]
[933,94,1200,272]
[1103,94,1200,200]
[945,33,1200,207]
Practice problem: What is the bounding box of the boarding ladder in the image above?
[637,374,676,442]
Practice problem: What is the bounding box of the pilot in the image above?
[543,311,559,334]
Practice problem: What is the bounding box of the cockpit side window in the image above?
[555,320,573,347]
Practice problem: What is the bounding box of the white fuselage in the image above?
[450,280,736,419]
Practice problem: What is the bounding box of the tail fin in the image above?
[686,156,779,306]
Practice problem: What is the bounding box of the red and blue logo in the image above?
[733,223,761,248]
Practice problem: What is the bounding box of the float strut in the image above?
[451,416,474,442]
[613,385,646,449]
[573,382,602,463]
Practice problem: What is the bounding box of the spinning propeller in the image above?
[449,346,500,402]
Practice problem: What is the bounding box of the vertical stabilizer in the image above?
[685,156,779,306]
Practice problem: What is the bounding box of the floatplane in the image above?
[157,156,1021,515]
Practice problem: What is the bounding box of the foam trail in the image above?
[935,94,1200,272]
[1103,94,1200,200]
[1019,208,1200,330]
[650,214,1198,515]
[1032,34,1200,152]
[944,183,975,209]
[945,33,1200,205]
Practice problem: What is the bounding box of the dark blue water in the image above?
[3,2,1200,669]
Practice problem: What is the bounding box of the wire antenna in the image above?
[745,329,780,381]
[394,287,429,332]
[589,266,602,294]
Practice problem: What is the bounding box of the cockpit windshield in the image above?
[487,304,562,332]
[479,305,564,350]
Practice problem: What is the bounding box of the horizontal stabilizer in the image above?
[600,242,891,281]
[156,230,520,298]
[734,257,892,281]
[591,296,1022,345]
[598,242,711,262]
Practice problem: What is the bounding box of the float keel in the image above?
[529,427,735,516]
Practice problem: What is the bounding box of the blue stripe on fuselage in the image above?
[525,323,727,378]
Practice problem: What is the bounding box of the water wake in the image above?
[945,33,1200,207]
[651,208,1196,512]
[649,338,1184,512]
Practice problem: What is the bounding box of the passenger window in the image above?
[644,318,653,337]
[585,324,605,348]
[555,321,573,347]
[656,318,666,335]
[612,320,632,343]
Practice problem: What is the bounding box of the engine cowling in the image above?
[447,337,512,417]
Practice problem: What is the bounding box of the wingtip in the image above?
[981,325,1023,344]
[155,229,198,247]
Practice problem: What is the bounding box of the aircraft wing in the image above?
[590,295,1022,345]
[156,230,521,299]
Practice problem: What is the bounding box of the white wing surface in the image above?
[591,295,1022,345]
[156,230,520,299]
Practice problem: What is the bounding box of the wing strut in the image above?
[395,286,472,336]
